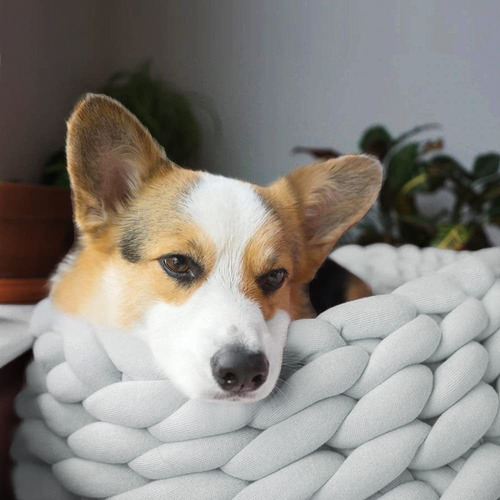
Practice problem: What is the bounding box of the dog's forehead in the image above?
[182,173,271,250]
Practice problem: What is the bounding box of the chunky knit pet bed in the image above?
[9,244,500,500]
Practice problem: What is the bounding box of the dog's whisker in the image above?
[154,444,167,465]
[275,379,290,397]
[171,391,187,415]
[268,379,286,401]
[52,95,380,414]
[277,376,293,391]
[247,398,266,424]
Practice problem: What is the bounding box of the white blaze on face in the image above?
[142,173,290,401]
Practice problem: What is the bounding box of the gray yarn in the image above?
[9,245,500,500]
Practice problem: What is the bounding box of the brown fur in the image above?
[241,218,296,321]
[269,156,382,282]
[53,94,381,329]
[345,274,373,302]
[66,94,170,236]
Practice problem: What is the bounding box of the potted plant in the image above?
[1,62,211,305]
[295,124,500,250]
[0,180,74,304]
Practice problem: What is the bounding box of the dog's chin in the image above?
[203,392,259,403]
[197,392,263,403]
[192,382,276,403]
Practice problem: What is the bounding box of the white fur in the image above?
[182,173,270,285]
[141,173,291,401]
[98,266,127,327]
[50,247,79,286]
[143,281,290,401]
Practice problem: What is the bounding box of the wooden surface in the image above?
[0,182,71,497]
[0,278,49,304]
[0,182,74,279]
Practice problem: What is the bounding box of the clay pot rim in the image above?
[0,278,49,304]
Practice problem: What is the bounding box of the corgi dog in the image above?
[51,94,382,403]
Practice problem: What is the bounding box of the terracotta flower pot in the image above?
[0,182,74,496]
[0,182,74,304]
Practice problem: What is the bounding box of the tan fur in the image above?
[257,157,381,317]
[250,185,313,320]
[345,274,373,302]
[52,168,220,327]
[53,94,382,330]
[240,218,295,321]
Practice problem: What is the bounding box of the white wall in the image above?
[2,0,499,190]
[105,0,500,185]
[0,0,109,182]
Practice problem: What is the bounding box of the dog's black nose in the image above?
[211,346,269,393]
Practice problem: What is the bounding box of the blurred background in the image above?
[1,0,499,293]
[1,0,499,182]
[0,1,499,493]
[2,0,500,258]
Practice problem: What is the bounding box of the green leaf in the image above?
[393,123,441,145]
[356,232,388,245]
[427,154,471,179]
[473,153,500,179]
[421,162,445,191]
[398,214,436,234]
[42,60,211,186]
[483,181,500,200]
[393,192,416,215]
[398,168,429,196]
[359,126,393,160]
[291,146,341,159]
[356,220,380,234]
[431,224,474,250]
[385,143,420,192]
[101,60,204,165]
[488,198,500,225]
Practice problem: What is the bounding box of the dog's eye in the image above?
[258,269,287,294]
[165,255,190,273]
[160,254,201,282]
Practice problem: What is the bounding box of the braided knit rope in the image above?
[11,245,500,500]
[331,243,498,295]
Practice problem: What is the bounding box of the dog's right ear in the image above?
[66,93,169,235]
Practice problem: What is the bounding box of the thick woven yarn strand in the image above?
[11,244,500,500]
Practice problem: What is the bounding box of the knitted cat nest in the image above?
[10,244,500,500]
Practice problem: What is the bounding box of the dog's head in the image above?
[52,94,381,402]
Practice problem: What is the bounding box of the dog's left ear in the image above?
[275,154,382,282]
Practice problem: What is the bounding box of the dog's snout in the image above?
[211,345,269,393]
